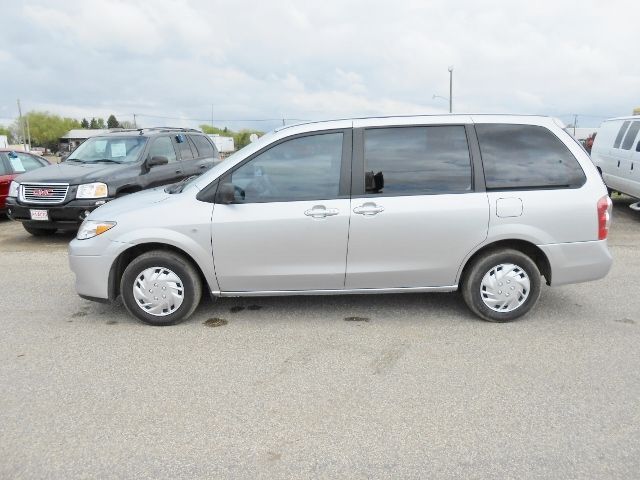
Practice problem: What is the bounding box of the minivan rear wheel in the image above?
[121,250,202,326]
[462,249,541,322]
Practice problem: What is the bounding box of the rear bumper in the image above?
[539,240,613,286]
[6,197,114,230]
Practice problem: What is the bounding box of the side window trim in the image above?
[351,124,477,198]
[214,128,352,204]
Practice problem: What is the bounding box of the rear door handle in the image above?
[353,203,384,216]
[304,205,339,219]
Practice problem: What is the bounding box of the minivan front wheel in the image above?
[462,249,541,322]
[121,250,202,326]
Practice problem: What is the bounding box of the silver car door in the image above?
[211,130,352,292]
[345,124,489,289]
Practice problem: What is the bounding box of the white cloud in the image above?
[1,0,639,129]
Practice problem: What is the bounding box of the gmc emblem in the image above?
[33,189,53,196]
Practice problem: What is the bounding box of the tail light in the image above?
[597,195,612,240]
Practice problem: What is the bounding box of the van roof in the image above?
[600,115,640,123]
[274,113,558,133]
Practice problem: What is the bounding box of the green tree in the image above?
[11,111,80,152]
[80,118,89,129]
[198,124,263,150]
[119,120,135,129]
[0,124,11,142]
[107,115,119,129]
[89,118,98,129]
[96,118,106,129]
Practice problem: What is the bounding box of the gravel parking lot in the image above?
[1,197,639,479]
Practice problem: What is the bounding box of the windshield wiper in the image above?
[166,175,197,194]
[93,158,123,164]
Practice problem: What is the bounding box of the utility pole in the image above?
[26,116,31,151]
[16,99,26,151]
[573,114,577,136]
[448,66,454,113]
[133,113,137,128]
[282,118,285,127]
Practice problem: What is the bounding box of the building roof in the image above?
[60,129,110,139]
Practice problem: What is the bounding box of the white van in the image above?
[591,116,640,210]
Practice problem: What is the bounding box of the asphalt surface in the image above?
[1,197,639,479]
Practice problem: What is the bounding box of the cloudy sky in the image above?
[1,0,638,131]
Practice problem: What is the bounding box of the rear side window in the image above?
[190,135,216,158]
[175,134,195,161]
[363,126,472,195]
[613,121,631,148]
[621,121,640,150]
[0,156,8,175]
[476,124,586,190]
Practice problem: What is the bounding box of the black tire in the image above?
[23,225,57,236]
[461,249,541,323]
[120,250,202,326]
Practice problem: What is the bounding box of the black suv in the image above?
[6,127,219,235]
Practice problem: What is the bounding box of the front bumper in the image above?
[68,236,131,301]
[539,240,613,286]
[6,197,114,230]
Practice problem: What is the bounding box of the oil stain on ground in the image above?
[344,316,370,322]
[71,311,87,318]
[615,318,636,325]
[204,318,228,328]
[106,320,118,325]
[247,305,263,311]
[229,306,245,313]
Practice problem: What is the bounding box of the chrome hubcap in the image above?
[480,263,530,313]
[133,267,184,316]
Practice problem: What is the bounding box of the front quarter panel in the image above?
[109,198,218,292]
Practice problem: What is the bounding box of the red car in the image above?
[0,150,50,215]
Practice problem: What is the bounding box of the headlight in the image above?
[8,181,19,198]
[76,220,116,240]
[76,182,108,199]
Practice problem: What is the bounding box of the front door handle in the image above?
[304,205,339,219]
[353,203,384,216]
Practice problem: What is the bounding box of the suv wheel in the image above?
[23,225,57,236]
[462,249,541,323]
[121,250,202,326]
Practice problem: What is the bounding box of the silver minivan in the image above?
[68,115,613,325]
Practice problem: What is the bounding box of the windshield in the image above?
[67,136,147,163]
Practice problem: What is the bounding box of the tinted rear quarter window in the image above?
[190,135,216,158]
[613,121,631,148]
[621,121,640,150]
[363,126,472,195]
[476,124,586,190]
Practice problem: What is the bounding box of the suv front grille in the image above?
[20,183,69,204]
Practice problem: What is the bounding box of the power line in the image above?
[115,112,311,123]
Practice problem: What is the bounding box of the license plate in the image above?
[30,209,49,221]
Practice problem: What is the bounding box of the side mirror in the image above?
[147,156,169,167]
[215,182,238,204]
